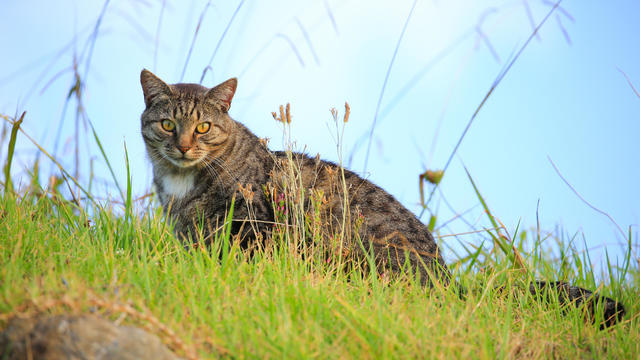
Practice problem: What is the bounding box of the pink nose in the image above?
[177,145,191,154]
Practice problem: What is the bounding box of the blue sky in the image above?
[1,0,638,273]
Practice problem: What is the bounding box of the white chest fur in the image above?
[161,173,194,199]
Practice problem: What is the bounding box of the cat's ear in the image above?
[140,69,172,107]
[205,78,237,112]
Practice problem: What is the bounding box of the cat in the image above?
[139,69,625,328]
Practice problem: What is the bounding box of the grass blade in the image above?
[124,141,132,223]
[88,119,125,203]
[3,112,25,195]
[423,1,565,209]
[362,0,418,174]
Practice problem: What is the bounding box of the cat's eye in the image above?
[195,122,211,134]
[161,119,175,132]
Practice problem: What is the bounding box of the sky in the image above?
[0,0,638,275]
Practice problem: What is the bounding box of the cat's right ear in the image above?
[140,69,172,107]
[205,78,237,112]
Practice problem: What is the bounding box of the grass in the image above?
[0,124,638,358]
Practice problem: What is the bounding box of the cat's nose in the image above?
[177,145,191,154]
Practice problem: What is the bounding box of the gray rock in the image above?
[0,314,180,359]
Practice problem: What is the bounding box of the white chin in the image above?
[168,157,199,168]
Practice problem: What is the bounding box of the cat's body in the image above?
[140,69,624,327]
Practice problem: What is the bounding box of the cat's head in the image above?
[140,69,237,170]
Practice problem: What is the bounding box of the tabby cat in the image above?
[139,69,625,328]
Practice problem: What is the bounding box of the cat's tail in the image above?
[452,280,625,329]
[528,281,625,329]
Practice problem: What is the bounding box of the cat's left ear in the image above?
[205,78,237,112]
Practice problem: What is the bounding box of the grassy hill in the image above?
[0,149,637,358]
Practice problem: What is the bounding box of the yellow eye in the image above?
[161,120,175,132]
[195,122,211,134]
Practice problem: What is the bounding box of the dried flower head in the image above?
[259,137,271,147]
[343,102,350,123]
[237,183,255,203]
[272,103,292,124]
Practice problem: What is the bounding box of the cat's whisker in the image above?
[206,155,240,184]
[146,148,167,163]
[202,161,222,184]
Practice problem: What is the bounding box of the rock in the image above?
[0,314,180,360]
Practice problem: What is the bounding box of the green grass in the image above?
[1,178,638,359]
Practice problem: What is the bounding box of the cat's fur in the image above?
[140,69,625,328]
